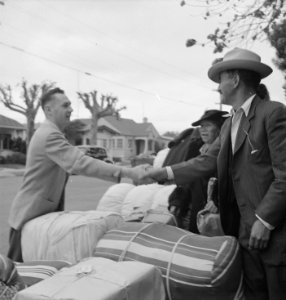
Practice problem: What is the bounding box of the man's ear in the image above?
[232,72,240,88]
[43,104,52,115]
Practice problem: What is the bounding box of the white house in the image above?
[76,116,161,161]
[0,114,26,150]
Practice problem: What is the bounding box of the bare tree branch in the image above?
[0,79,56,147]
[77,89,127,144]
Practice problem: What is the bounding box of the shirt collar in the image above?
[230,94,256,117]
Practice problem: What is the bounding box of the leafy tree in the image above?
[268,19,286,98]
[77,90,126,145]
[182,0,286,53]
[65,119,88,145]
[0,79,55,146]
[10,137,26,154]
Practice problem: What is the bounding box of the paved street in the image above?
[0,174,126,256]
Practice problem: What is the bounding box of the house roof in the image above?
[0,114,25,130]
[77,116,159,137]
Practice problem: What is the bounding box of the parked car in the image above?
[77,145,114,164]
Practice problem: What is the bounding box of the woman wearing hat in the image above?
[192,109,227,154]
[168,109,228,233]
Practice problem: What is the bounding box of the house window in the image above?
[103,139,107,148]
[111,139,115,149]
[117,138,123,149]
[128,139,133,148]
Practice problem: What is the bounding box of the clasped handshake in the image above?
[127,164,167,185]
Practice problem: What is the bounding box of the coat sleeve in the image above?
[45,131,121,182]
[255,105,286,227]
[171,137,219,186]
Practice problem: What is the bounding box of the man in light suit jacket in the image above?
[146,48,286,299]
[8,87,148,262]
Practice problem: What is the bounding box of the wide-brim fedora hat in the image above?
[192,109,229,127]
[208,48,273,83]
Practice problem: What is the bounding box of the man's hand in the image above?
[145,167,168,183]
[248,219,271,250]
[130,164,155,185]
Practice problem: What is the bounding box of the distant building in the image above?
[0,114,165,161]
[0,114,26,150]
[157,135,173,149]
[76,116,161,160]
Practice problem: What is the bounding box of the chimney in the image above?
[143,117,148,123]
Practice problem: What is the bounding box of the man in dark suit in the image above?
[146,48,286,299]
[8,87,149,262]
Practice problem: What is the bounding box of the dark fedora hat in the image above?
[192,109,229,128]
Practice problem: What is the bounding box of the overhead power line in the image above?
[5,0,211,90]
[0,40,205,107]
[37,0,202,81]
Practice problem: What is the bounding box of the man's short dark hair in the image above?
[40,88,65,109]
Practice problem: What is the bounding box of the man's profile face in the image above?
[218,71,235,106]
[47,93,73,131]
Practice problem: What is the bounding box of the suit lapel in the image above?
[233,96,259,155]
[233,113,249,154]
[219,117,232,162]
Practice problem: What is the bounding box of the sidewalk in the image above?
[0,165,25,178]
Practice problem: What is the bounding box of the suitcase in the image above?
[15,257,165,300]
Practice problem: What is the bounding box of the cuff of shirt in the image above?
[255,214,275,230]
[165,166,174,180]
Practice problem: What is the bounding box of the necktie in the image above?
[231,109,244,152]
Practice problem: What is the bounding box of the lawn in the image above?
[0,174,126,256]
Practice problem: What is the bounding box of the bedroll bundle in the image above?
[96,183,135,213]
[15,257,166,300]
[21,210,123,263]
[96,183,176,223]
[94,222,244,300]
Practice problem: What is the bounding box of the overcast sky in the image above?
[0,0,284,134]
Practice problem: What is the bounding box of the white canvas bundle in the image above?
[153,148,170,168]
[15,257,165,300]
[22,211,123,263]
[96,183,135,213]
[151,184,176,209]
[120,184,164,217]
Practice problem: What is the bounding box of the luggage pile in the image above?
[17,183,244,299]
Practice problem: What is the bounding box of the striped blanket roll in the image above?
[0,254,25,300]
[94,223,244,300]
[16,260,71,287]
